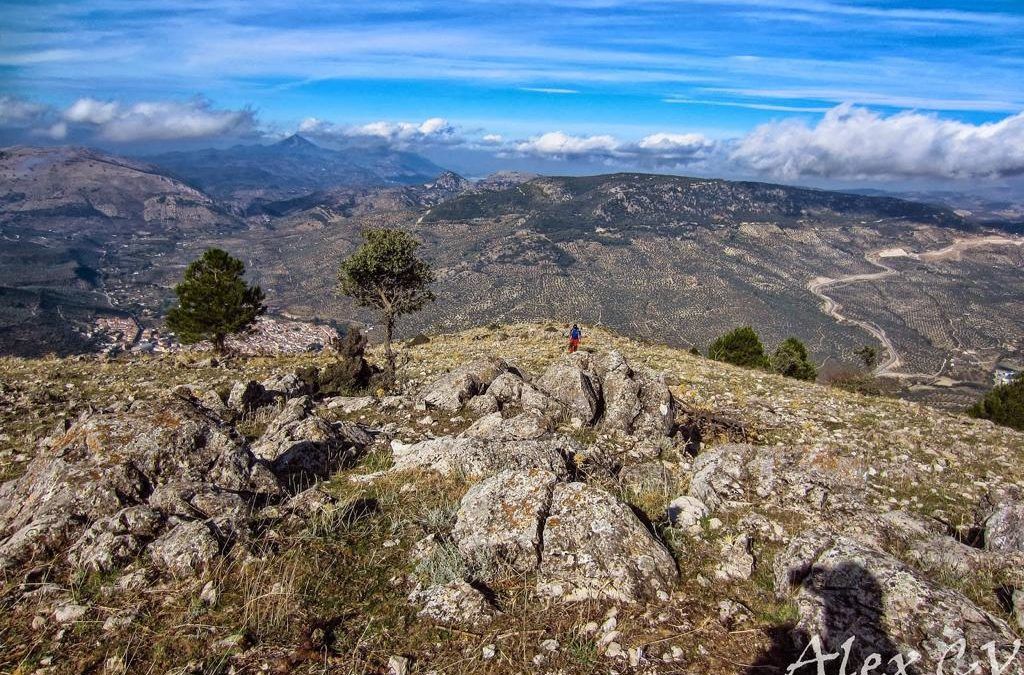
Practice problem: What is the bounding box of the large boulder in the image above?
[536,357,601,426]
[453,469,559,579]
[775,530,1024,674]
[148,520,221,577]
[420,357,512,411]
[595,351,675,437]
[986,502,1024,553]
[461,411,552,441]
[250,396,371,487]
[390,436,577,480]
[537,482,678,603]
[0,397,283,574]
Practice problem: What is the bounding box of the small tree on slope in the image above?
[708,326,768,369]
[165,248,266,354]
[770,337,818,381]
[338,228,435,384]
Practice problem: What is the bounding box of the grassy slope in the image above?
[1,322,1022,673]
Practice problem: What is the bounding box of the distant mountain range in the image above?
[143,134,444,203]
[1,141,1022,412]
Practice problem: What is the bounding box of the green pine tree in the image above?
[165,248,266,354]
[708,326,768,369]
[770,337,818,381]
[969,378,1024,431]
[338,228,435,383]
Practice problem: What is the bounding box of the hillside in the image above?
[145,134,445,203]
[422,173,967,237]
[1,323,1022,673]
[1,150,1022,408]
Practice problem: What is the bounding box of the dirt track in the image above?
[807,234,1024,378]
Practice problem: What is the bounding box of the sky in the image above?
[1,0,1023,191]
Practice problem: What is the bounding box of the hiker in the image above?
[568,323,582,353]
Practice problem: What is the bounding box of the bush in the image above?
[708,326,768,369]
[969,378,1024,431]
[770,337,818,381]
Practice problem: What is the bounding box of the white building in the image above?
[994,360,1022,386]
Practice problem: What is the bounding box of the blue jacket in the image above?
[570,327,582,340]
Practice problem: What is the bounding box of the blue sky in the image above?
[1,0,1023,187]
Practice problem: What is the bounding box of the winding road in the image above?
[807,235,1024,378]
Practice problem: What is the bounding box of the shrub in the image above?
[969,378,1024,431]
[770,337,818,381]
[708,326,768,369]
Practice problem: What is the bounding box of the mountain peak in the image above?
[275,134,319,150]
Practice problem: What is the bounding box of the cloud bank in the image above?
[2,95,1023,181]
[731,103,1024,179]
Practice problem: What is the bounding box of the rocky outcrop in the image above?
[390,436,577,479]
[0,397,283,573]
[250,396,371,486]
[537,482,678,603]
[776,530,1024,674]
[420,357,513,411]
[986,502,1024,553]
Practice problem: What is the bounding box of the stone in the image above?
[461,411,551,441]
[387,655,410,675]
[0,397,283,574]
[409,581,498,626]
[148,521,220,577]
[481,644,496,660]
[986,502,1024,552]
[537,482,678,603]
[250,396,370,485]
[324,396,375,413]
[390,436,576,479]
[260,372,309,398]
[227,381,267,412]
[453,469,558,579]
[53,603,88,623]
[466,393,500,416]
[536,357,601,426]
[714,534,754,581]
[420,357,510,411]
[776,530,1024,674]
[199,581,218,606]
[666,496,709,530]
[688,444,756,511]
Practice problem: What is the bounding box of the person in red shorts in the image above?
[568,323,582,353]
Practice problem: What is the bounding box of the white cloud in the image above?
[64,98,119,125]
[299,116,458,148]
[481,133,504,144]
[61,97,256,142]
[519,87,579,95]
[514,129,716,164]
[730,103,1024,179]
[516,131,620,159]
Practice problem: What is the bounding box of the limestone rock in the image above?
[667,496,709,530]
[148,520,220,576]
[391,436,576,479]
[462,411,551,441]
[714,533,754,581]
[536,357,601,426]
[986,502,1024,552]
[409,581,498,626]
[776,530,1023,674]
[0,397,282,573]
[227,380,267,412]
[537,482,678,603]
[420,357,511,411]
[250,396,370,485]
[453,469,558,578]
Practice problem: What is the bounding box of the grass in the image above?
[2,322,1024,672]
